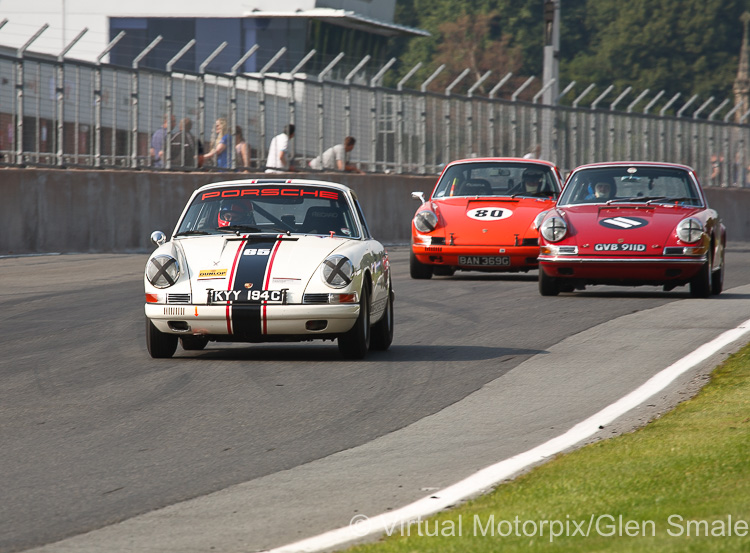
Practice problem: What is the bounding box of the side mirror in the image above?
[151,231,167,246]
[411,191,426,204]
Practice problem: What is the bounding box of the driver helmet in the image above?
[522,168,544,191]
[218,201,250,227]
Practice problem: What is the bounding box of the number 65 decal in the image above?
[244,248,271,256]
[466,207,513,221]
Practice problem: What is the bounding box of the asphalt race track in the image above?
[2,245,750,553]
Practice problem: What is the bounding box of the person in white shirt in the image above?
[308,136,363,173]
[265,124,295,173]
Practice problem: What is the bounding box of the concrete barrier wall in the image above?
[0,169,437,255]
[1,168,747,255]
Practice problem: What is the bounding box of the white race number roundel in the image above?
[466,207,513,221]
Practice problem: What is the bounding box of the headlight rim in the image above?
[540,216,567,242]
[676,217,704,244]
[146,254,181,289]
[414,210,439,233]
[321,255,355,289]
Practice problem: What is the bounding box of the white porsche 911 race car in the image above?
[144,179,393,359]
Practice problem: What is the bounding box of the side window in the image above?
[353,200,372,239]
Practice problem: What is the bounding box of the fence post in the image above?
[56,28,87,168]
[488,73,513,157]
[396,62,422,174]
[625,88,649,159]
[15,25,48,166]
[511,76,535,156]
[345,55,371,139]
[571,84,595,167]
[533,78,556,159]
[467,71,491,157]
[420,65,445,174]
[443,68,470,165]
[164,39,196,170]
[589,84,613,162]
[370,58,397,172]
[130,36,162,169]
[196,43,228,168]
[288,49,316,136]
[316,53,345,167]
[230,45,261,168]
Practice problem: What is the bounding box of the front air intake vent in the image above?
[167,294,191,304]
[303,294,329,304]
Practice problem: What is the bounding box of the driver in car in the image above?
[218,201,255,227]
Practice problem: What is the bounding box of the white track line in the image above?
[269,318,750,553]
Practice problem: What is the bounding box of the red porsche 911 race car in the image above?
[537,161,726,297]
[410,158,563,278]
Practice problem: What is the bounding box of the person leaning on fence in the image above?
[203,118,231,169]
[265,124,295,173]
[150,114,176,168]
[169,118,197,168]
[308,136,364,173]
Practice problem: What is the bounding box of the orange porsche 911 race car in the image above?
[410,158,563,278]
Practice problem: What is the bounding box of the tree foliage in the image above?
[391,0,746,106]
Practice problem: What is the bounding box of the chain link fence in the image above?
[1,48,748,186]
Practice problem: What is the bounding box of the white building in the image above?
[1,0,427,73]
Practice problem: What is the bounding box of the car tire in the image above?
[689,261,712,298]
[711,252,724,296]
[338,286,371,359]
[370,285,394,351]
[146,317,178,358]
[538,269,560,296]
[410,250,433,279]
[181,335,209,351]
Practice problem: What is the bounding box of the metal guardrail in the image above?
[1,37,749,187]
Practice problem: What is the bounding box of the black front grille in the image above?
[303,294,329,304]
[167,294,191,304]
[522,238,538,246]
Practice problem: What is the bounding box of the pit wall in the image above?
[1,168,748,255]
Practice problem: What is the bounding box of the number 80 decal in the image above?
[466,207,513,221]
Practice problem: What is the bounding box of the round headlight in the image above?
[540,216,567,242]
[533,210,548,230]
[322,255,354,288]
[677,217,704,243]
[146,255,180,288]
[414,210,438,233]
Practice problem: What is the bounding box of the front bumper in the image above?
[538,254,706,282]
[145,303,359,338]
[412,243,539,270]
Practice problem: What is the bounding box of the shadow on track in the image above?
[175,343,547,362]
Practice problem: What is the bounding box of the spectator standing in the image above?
[169,118,197,168]
[265,124,295,173]
[150,114,175,168]
[234,125,251,168]
[204,118,231,169]
[308,136,363,173]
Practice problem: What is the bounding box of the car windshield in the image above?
[175,184,361,238]
[432,162,559,199]
[559,166,704,207]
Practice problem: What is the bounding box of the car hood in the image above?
[435,196,555,245]
[560,204,703,246]
[176,234,346,303]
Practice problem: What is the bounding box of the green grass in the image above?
[349,344,750,552]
